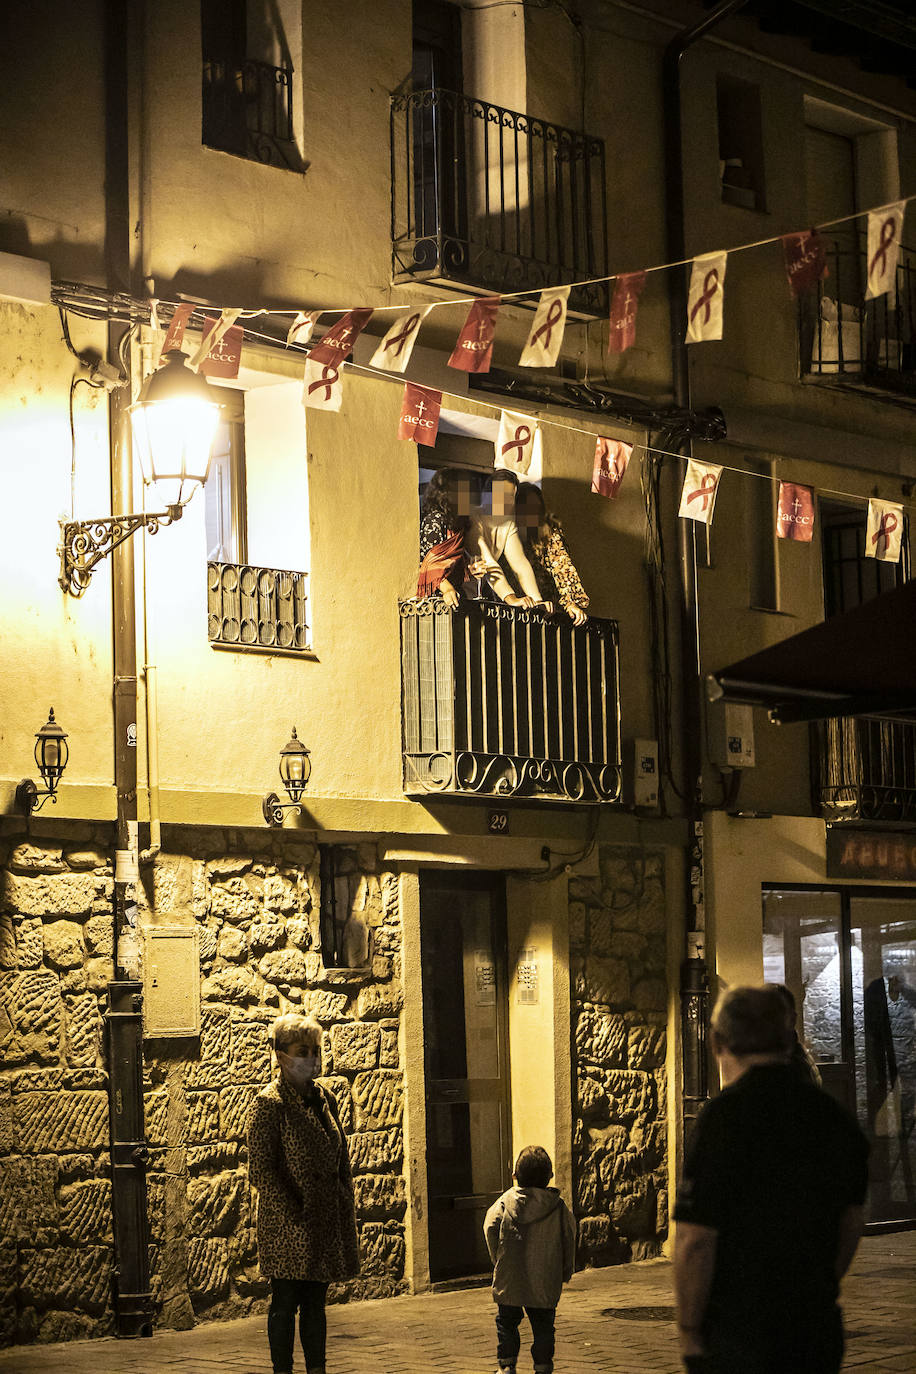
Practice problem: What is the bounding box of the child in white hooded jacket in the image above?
[483,1146,577,1374]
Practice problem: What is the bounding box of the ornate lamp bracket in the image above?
[58,508,182,597]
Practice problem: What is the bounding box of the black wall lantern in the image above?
[16,708,69,814]
[263,726,311,826]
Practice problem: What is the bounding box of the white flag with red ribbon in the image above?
[370,306,431,373]
[591,437,633,499]
[866,498,904,562]
[686,252,727,343]
[398,383,441,446]
[678,459,723,524]
[496,410,540,480]
[287,311,319,347]
[866,202,906,300]
[302,357,344,411]
[518,286,570,368]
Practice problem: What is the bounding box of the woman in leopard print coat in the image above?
[248,1013,359,1374]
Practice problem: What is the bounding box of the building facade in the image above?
[0,0,914,1348]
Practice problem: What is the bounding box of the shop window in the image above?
[204,387,247,564]
[717,74,766,212]
[820,498,907,619]
[201,0,304,172]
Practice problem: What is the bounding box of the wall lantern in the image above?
[263,727,311,826]
[16,708,69,814]
[58,350,220,597]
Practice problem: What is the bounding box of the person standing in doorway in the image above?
[484,1145,577,1374]
[248,1013,359,1374]
[673,985,869,1374]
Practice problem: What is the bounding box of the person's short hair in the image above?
[269,1012,321,1053]
[482,467,520,494]
[514,1145,553,1188]
[770,982,798,1026]
[711,986,793,1056]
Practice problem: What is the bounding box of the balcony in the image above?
[208,562,309,652]
[400,599,621,804]
[202,58,303,171]
[812,715,916,823]
[800,238,916,399]
[390,88,608,316]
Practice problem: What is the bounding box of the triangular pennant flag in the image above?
[496,410,539,479]
[866,498,904,562]
[194,310,244,378]
[161,302,195,355]
[518,286,570,367]
[398,382,441,446]
[524,429,544,486]
[782,230,828,298]
[302,357,344,411]
[866,202,906,300]
[287,311,320,347]
[686,252,727,343]
[370,306,431,373]
[776,482,815,541]
[607,272,646,354]
[309,307,374,366]
[678,459,723,524]
[448,297,500,373]
[591,437,633,499]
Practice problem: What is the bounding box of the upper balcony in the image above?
[812,715,916,823]
[390,89,609,316]
[400,599,621,805]
[800,238,916,401]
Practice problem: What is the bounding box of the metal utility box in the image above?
[142,925,201,1037]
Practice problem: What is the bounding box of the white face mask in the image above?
[278,1048,320,1088]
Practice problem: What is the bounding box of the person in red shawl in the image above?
[416,468,479,607]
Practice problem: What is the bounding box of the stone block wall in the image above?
[0,821,407,1347]
[570,844,668,1265]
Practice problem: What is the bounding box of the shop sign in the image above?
[826,827,916,882]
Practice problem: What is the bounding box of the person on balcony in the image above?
[417,467,478,608]
[467,468,542,608]
[514,483,590,626]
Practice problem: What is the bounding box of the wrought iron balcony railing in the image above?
[390,88,609,316]
[812,715,916,823]
[208,563,309,653]
[202,58,302,171]
[800,238,916,397]
[400,599,621,804]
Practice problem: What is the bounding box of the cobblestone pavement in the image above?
[1,1232,913,1374]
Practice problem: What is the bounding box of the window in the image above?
[201,0,303,171]
[204,387,247,564]
[716,75,766,212]
[820,498,907,619]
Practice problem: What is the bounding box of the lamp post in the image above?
[58,349,218,596]
[263,727,312,825]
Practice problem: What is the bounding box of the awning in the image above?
[706,579,916,724]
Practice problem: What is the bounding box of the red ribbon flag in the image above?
[161,302,195,354]
[398,383,442,446]
[591,437,633,499]
[199,317,244,379]
[607,272,646,354]
[782,230,828,298]
[776,482,815,541]
[448,298,500,373]
[309,308,374,366]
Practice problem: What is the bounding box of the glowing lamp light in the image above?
[129,349,219,509]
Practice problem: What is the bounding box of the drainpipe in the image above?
[662,0,750,1142]
[104,0,154,1337]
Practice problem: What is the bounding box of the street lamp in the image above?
[263,726,312,826]
[16,708,69,814]
[58,349,219,596]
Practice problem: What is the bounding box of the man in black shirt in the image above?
[673,985,869,1374]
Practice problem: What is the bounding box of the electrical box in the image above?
[631,738,660,808]
[142,925,201,1038]
[709,702,756,768]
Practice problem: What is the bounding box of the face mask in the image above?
[278,1049,320,1088]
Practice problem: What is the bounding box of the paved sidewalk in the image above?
[1,1232,914,1373]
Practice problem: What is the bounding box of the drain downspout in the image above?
[662,0,750,1143]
